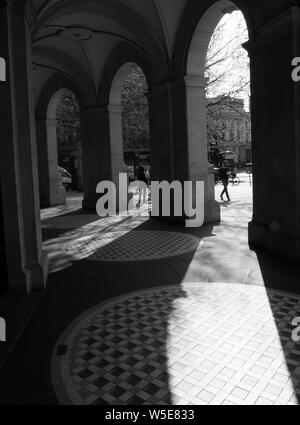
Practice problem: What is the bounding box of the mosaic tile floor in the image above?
[51,283,300,405]
[64,231,200,262]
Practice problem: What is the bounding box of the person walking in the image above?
[144,167,151,201]
[136,166,148,207]
[219,162,231,202]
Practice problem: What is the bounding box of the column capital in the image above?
[108,104,123,114]
[81,105,107,119]
[149,76,208,97]
[184,75,208,89]
[147,81,172,99]
[243,7,299,55]
[45,118,57,126]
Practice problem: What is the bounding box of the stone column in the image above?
[148,78,220,224]
[81,106,111,210]
[245,6,300,261]
[184,75,220,222]
[108,104,124,188]
[148,82,174,182]
[36,118,66,207]
[0,2,47,293]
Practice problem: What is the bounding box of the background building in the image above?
[207,97,252,167]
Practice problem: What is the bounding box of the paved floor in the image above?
[52,283,300,405]
[1,178,300,405]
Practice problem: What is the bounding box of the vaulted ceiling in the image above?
[26,0,291,106]
[29,0,189,103]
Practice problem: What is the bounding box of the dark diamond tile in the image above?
[110,366,126,377]
[127,375,143,386]
[78,369,94,380]
[95,358,110,368]
[111,386,126,398]
[81,352,94,362]
[127,395,145,405]
[92,397,110,405]
[141,364,156,374]
[144,383,161,395]
[93,377,110,388]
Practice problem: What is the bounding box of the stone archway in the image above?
[108,63,150,190]
[37,88,67,207]
[79,42,155,211]
[184,1,250,223]
[36,73,88,208]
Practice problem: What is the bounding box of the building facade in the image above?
[208,97,252,167]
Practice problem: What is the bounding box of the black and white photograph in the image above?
[0,0,300,414]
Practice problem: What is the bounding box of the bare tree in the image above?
[205,12,250,155]
[205,11,250,111]
[121,65,150,150]
[56,91,81,147]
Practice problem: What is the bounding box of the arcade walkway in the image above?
[0,179,300,405]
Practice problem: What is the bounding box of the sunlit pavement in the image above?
[1,179,300,405]
[42,181,258,285]
[52,283,300,405]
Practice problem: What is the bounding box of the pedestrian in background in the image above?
[136,166,148,207]
[219,161,231,202]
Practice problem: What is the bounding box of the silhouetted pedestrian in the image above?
[219,162,231,202]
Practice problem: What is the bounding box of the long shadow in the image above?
[0,214,213,405]
[254,248,300,405]
[54,286,189,405]
[42,207,100,240]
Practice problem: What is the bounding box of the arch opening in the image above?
[186,0,252,223]
[56,90,83,192]
[38,87,83,207]
[108,63,150,196]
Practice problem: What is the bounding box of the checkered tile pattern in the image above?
[51,283,300,405]
[64,231,200,262]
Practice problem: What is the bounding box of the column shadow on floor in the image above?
[0,218,215,405]
[254,249,300,404]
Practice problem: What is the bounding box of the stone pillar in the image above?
[108,104,124,188]
[148,78,220,224]
[148,82,174,182]
[245,7,300,261]
[184,75,220,222]
[36,118,66,207]
[81,106,111,210]
[0,2,48,293]
[0,185,8,293]
[184,76,208,182]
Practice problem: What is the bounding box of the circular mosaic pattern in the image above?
[64,231,200,262]
[52,283,300,405]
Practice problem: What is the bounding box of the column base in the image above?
[9,249,48,294]
[82,192,101,211]
[151,200,220,226]
[50,187,66,207]
[204,200,221,224]
[82,192,134,212]
[249,220,300,263]
[25,249,48,293]
[40,187,66,208]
